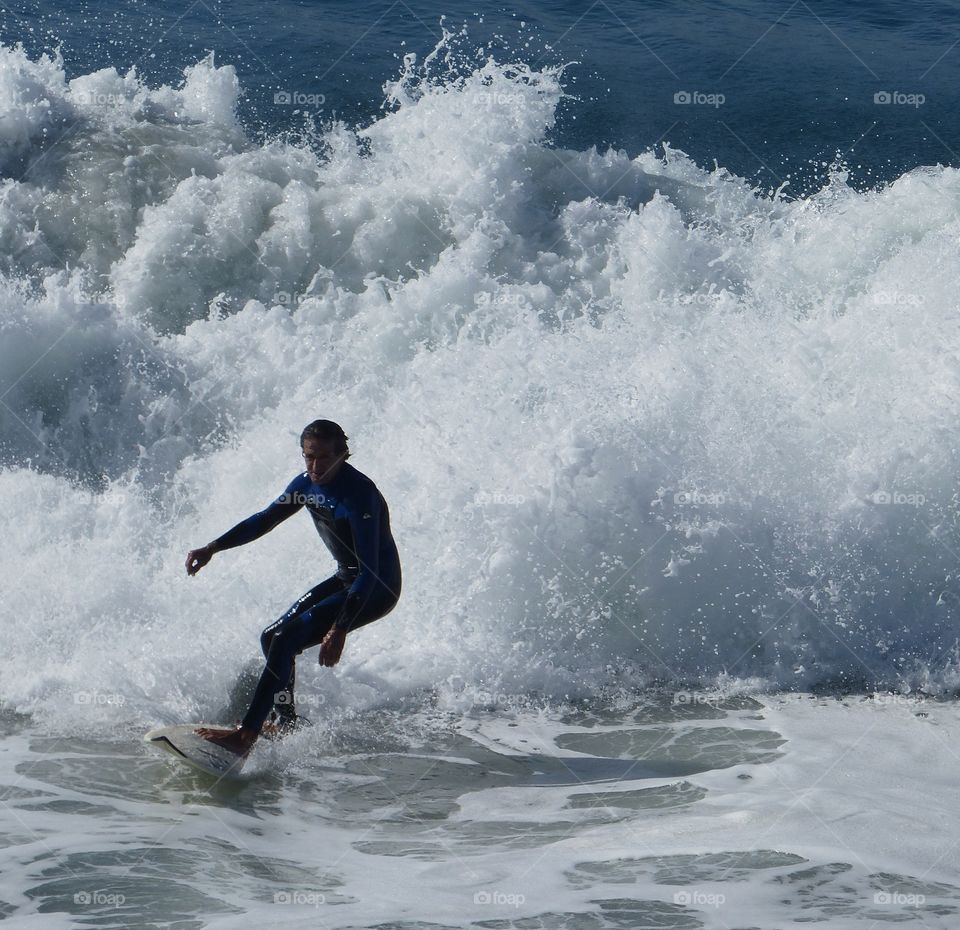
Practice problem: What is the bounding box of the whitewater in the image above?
[1,34,960,928]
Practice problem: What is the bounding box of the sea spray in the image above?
[2,36,960,734]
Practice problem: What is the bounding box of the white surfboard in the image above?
[144,724,247,779]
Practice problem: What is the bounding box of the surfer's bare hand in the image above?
[186,546,214,576]
[319,628,346,667]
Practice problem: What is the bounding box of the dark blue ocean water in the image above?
[7,0,960,193]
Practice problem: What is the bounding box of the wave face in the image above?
[2,38,959,729]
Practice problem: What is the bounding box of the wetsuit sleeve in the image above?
[210,477,305,552]
[334,487,382,631]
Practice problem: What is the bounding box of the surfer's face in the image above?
[302,437,345,484]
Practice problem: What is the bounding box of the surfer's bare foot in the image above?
[195,725,258,756]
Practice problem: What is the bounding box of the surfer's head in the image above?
[300,419,350,483]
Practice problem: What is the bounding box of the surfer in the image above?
[185,419,401,756]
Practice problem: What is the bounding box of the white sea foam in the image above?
[1,37,959,731]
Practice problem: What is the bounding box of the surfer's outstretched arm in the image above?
[185,476,306,575]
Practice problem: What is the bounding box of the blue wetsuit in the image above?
[210,463,401,732]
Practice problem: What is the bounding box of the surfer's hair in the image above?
[300,419,350,459]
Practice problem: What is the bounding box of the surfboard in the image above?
[144,724,247,779]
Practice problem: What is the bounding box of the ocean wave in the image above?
[2,35,959,724]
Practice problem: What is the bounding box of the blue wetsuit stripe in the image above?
[347,485,380,595]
